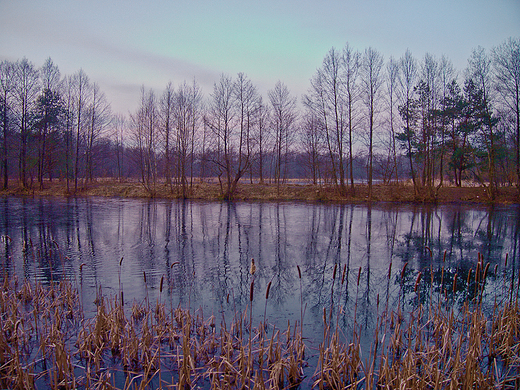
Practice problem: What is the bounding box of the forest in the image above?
[1,38,519,200]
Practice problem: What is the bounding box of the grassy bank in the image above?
[1,256,519,389]
[1,179,519,203]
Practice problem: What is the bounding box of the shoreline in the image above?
[1,179,519,204]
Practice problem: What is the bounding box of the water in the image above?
[1,197,519,386]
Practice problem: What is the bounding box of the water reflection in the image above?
[0,198,519,342]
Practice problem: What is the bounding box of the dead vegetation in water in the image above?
[0,273,307,389]
[312,256,520,390]
[1,253,520,389]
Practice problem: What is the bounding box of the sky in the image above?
[1,0,519,115]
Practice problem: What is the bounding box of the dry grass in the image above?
[1,178,518,203]
[312,257,520,390]
[0,252,519,389]
[0,272,307,389]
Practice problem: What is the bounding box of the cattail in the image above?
[388,262,392,280]
[160,275,164,293]
[266,281,272,300]
[250,258,256,276]
[332,263,337,281]
[414,272,422,292]
[143,271,147,284]
[453,273,458,293]
[494,264,498,275]
[297,265,302,279]
[443,250,447,262]
[467,269,472,286]
[323,307,327,325]
[250,280,254,302]
[226,293,230,304]
[341,264,347,285]
[119,257,124,267]
[483,262,490,281]
[401,262,408,280]
[357,266,362,286]
[505,253,508,267]
[120,290,124,306]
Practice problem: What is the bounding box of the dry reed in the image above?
[0,251,519,389]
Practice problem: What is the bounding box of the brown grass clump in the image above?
[0,272,308,389]
[312,256,520,389]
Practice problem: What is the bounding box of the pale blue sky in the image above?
[1,0,519,114]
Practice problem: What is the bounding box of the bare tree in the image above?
[14,58,40,188]
[71,69,90,192]
[174,81,193,197]
[63,75,75,192]
[112,114,126,182]
[325,48,347,192]
[131,86,159,193]
[268,80,297,192]
[343,43,361,192]
[206,74,236,198]
[301,110,322,184]
[304,72,329,180]
[418,53,439,192]
[0,60,15,189]
[398,49,419,193]
[85,82,111,183]
[361,47,384,200]
[256,97,270,184]
[437,55,455,187]
[172,79,202,197]
[386,56,400,183]
[160,82,174,192]
[493,37,520,190]
[188,79,202,187]
[234,72,259,185]
[306,47,347,193]
[36,57,62,188]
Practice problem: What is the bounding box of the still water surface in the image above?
[1,197,519,345]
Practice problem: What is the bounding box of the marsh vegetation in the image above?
[0,253,519,389]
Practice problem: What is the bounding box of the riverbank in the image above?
[1,179,518,203]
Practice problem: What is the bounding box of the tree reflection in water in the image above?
[0,198,518,347]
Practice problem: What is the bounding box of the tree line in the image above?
[1,37,519,199]
[0,58,111,192]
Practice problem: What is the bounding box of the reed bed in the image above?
[0,273,306,389]
[1,253,519,389]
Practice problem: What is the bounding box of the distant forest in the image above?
[1,38,519,199]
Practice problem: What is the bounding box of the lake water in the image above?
[1,197,519,384]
